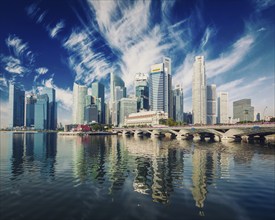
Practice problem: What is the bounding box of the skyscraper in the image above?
[192,56,207,125]
[149,57,172,117]
[233,99,254,122]
[91,81,105,124]
[34,94,48,129]
[110,72,126,126]
[173,84,184,122]
[163,57,172,118]
[206,84,216,125]
[135,73,149,111]
[72,83,88,124]
[25,94,37,127]
[217,92,228,124]
[9,84,25,127]
[42,87,57,130]
[119,97,137,127]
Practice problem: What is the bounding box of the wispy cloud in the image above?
[48,20,65,38]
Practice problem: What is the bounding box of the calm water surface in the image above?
[0,132,274,220]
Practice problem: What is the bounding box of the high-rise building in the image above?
[9,84,25,127]
[135,73,149,111]
[113,86,126,126]
[163,57,173,118]
[192,56,207,125]
[110,72,126,126]
[84,104,98,124]
[42,87,57,130]
[149,57,172,117]
[34,94,48,129]
[119,97,137,127]
[206,84,216,125]
[72,83,88,124]
[91,81,105,124]
[25,94,37,127]
[173,84,184,122]
[217,92,228,124]
[233,99,254,122]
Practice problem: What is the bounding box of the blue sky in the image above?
[0,0,274,126]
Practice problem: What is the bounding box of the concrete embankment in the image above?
[58,131,115,136]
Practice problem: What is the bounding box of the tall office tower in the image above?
[42,87,57,130]
[34,94,49,129]
[173,84,184,122]
[192,56,207,125]
[233,99,254,122]
[9,84,25,127]
[206,84,216,125]
[110,72,126,126]
[72,83,88,124]
[217,92,228,124]
[163,57,173,118]
[25,94,37,127]
[149,57,172,116]
[113,86,126,126]
[84,104,98,124]
[105,102,110,125]
[119,97,137,127]
[135,73,149,111]
[91,81,105,124]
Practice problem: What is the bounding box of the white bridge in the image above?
[113,124,275,143]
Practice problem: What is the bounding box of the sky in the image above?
[0,0,274,127]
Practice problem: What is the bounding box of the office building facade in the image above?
[173,84,184,122]
[42,87,57,130]
[72,83,88,124]
[91,81,105,124]
[233,99,254,122]
[192,56,207,125]
[110,72,126,126]
[34,94,49,129]
[135,73,149,111]
[9,84,25,127]
[217,92,228,124]
[84,104,98,124]
[206,84,216,125]
[119,97,137,126]
[25,94,37,127]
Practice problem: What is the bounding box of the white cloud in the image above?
[2,56,28,74]
[35,67,48,75]
[49,20,65,38]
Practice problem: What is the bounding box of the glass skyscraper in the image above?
[41,87,57,130]
[149,57,172,117]
[25,94,37,127]
[119,97,137,127]
[9,84,25,127]
[91,81,105,124]
[206,84,216,125]
[173,84,184,122]
[135,73,149,111]
[34,94,49,129]
[110,72,126,126]
[217,92,228,124]
[192,56,207,125]
[73,83,88,124]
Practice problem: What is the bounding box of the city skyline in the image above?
[0,0,274,127]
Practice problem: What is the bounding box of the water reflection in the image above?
[10,133,57,180]
[1,132,274,220]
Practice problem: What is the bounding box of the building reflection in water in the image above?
[11,133,57,179]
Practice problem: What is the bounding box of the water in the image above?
[0,132,274,220]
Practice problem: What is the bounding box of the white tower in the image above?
[192,56,207,125]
